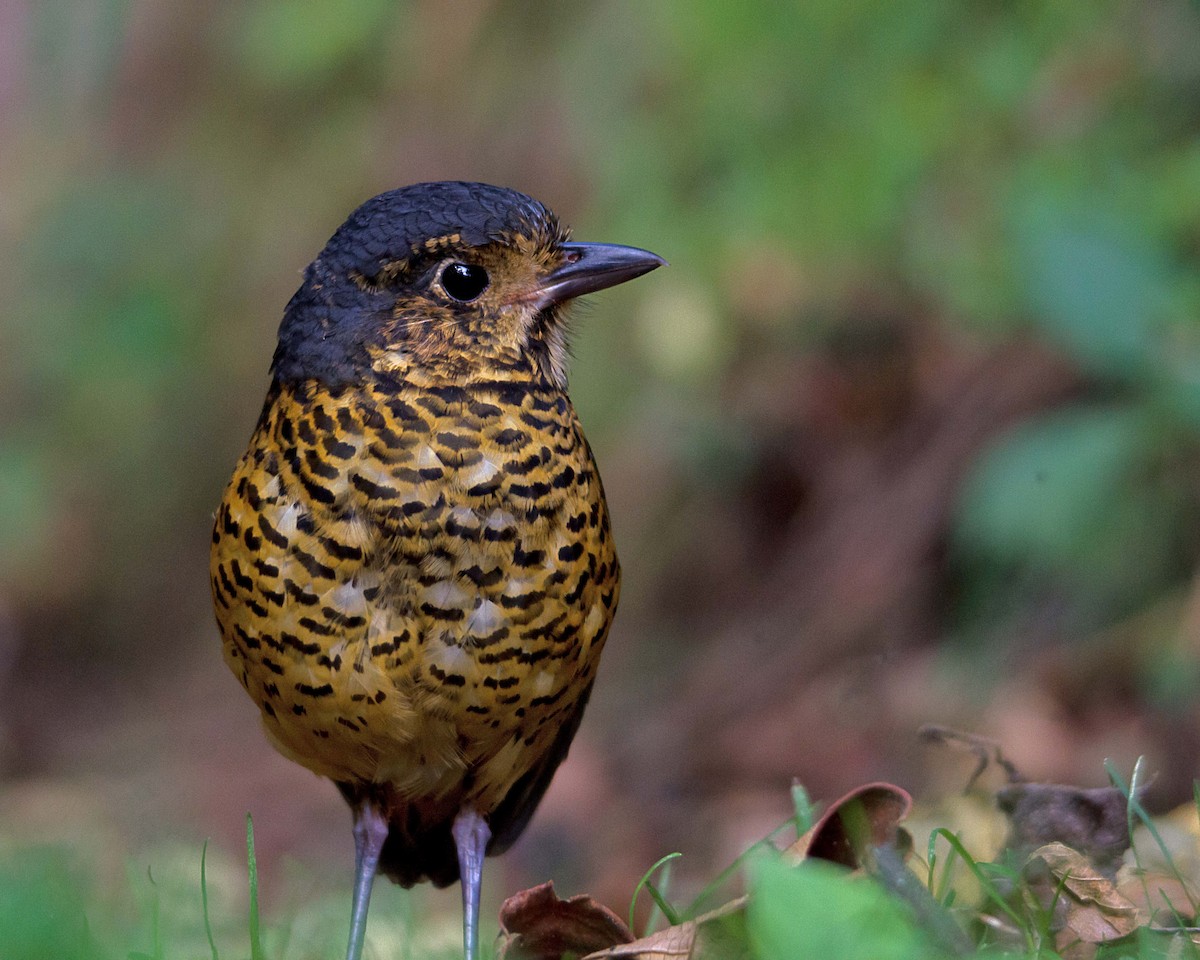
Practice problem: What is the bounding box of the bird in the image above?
[209,181,664,960]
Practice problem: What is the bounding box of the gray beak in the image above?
[533,242,666,309]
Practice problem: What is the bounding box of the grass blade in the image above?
[928,830,962,906]
[1106,759,1200,916]
[246,814,266,960]
[144,865,163,960]
[791,780,815,836]
[201,839,220,960]
[643,865,679,934]
[629,852,682,933]
[929,829,1032,951]
[683,818,799,918]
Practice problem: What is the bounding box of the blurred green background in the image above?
[4,0,1200,953]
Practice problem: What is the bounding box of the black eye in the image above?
[441,262,489,302]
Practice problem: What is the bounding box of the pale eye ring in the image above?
[440,261,489,302]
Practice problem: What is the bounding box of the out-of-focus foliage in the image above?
[0,840,441,960]
[4,0,1200,918]
[5,0,1198,653]
[749,857,935,960]
[564,0,1200,647]
[0,848,94,959]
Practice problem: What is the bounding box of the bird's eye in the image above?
[440,262,489,302]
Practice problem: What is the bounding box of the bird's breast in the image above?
[211,378,619,805]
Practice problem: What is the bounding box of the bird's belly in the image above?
[264,571,607,809]
[213,449,617,812]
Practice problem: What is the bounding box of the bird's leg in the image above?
[346,803,389,960]
[452,807,491,960]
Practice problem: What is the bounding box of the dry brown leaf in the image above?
[497,881,634,960]
[1029,842,1144,947]
[785,781,913,867]
[1034,843,1140,914]
[1117,866,1198,926]
[582,897,749,960]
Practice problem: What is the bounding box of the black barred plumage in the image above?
[210,182,663,960]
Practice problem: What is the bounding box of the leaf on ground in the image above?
[1120,801,1200,920]
[1117,867,1196,926]
[582,897,749,960]
[786,781,913,868]
[497,881,634,960]
[749,857,935,960]
[1028,842,1144,948]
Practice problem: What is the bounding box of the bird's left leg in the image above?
[346,803,389,960]
[452,807,491,960]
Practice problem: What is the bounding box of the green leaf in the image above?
[748,856,932,960]
[955,404,1163,573]
[1013,195,1173,379]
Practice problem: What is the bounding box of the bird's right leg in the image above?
[452,807,491,960]
[346,803,389,960]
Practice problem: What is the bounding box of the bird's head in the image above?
[271,181,664,391]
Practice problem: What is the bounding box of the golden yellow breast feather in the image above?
[211,376,619,812]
